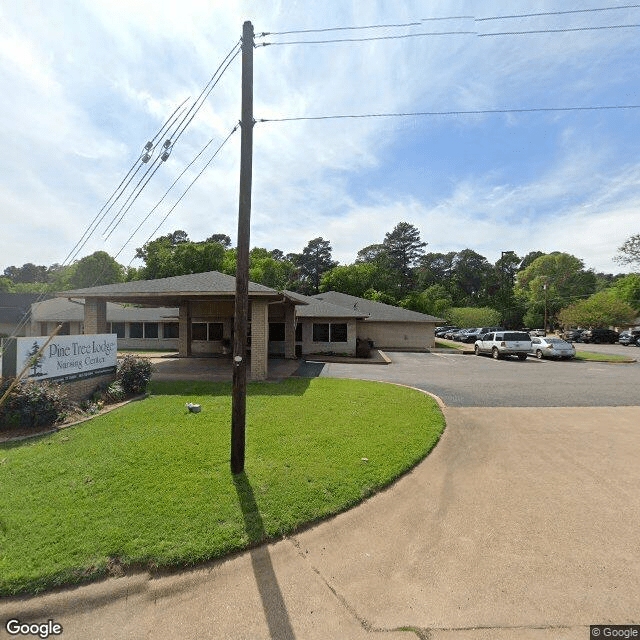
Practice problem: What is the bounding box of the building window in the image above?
[110,322,125,339]
[330,323,348,342]
[144,323,158,339]
[269,323,286,341]
[295,323,302,342]
[164,322,179,339]
[313,323,330,342]
[129,323,143,339]
[208,322,224,341]
[192,322,207,341]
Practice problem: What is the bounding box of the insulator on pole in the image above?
[142,152,152,163]
[144,141,153,151]
[163,139,172,148]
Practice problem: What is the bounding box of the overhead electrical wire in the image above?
[62,98,189,267]
[258,104,640,123]
[478,23,640,36]
[476,5,640,21]
[128,125,239,266]
[102,42,242,242]
[259,31,475,45]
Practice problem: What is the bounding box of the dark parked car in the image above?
[580,328,619,344]
[435,326,458,338]
[560,329,584,342]
[619,329,640,346]
[460,326,505,343]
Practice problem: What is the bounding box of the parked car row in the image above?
[560,328,640,346]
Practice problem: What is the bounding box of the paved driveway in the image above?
[1,353,638,639]
[297,351,640,407]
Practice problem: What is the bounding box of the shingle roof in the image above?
[32,298,178,322]
[0,293,48,323]
[311,291,445,324]
[58,271,279,303]
[284,290,368,319]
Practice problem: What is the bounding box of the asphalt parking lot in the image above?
[297,350,640,407]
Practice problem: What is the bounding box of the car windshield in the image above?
[504,332,531,341]
[547,338,570,345]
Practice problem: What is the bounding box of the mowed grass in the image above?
[573,351,636,362]
[0,378,444,596]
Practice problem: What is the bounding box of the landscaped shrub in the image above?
[116,355,153,395]
[104,380,126,403]
[0,378,69,430]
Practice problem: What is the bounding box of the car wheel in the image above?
[474,344,480,356]
[536,349,544,359]
[517,354,527,361]
[492,347,500,360]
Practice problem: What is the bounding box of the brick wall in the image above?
[250,299,268,380]
[62,372,116,402]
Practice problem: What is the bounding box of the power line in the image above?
[62,99,189,267]
[258,22,422,36]
[478,23,640,36]
[476,5,640,21]
[259,31,475,46]
[112,137,218,260]
[128,125,239,266]
[258,104,640,123]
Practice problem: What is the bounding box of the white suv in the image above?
[474,331,532,360]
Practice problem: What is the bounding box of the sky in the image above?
[1,0,639,276]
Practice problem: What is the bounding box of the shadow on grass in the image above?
[149,378,312,398]
[233,472,296,640]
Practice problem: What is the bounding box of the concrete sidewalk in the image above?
[2,404,638,639]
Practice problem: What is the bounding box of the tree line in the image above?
[2,226,639,330]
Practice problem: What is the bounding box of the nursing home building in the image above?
[30,271,443,380]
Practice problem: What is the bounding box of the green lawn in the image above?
[0,378,444,596]
[573,351,636,362]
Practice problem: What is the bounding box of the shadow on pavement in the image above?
[292,361,326,378]
[233,472,296,640]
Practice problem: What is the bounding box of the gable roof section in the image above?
[32,298,178,322]
[58,271,279,305]
[312,291,445,324]
[284,290,368,319]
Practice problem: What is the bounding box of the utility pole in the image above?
[231,21,254,475]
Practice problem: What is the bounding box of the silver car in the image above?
[529,337,575,360]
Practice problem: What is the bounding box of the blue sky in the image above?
[1,0,639,275]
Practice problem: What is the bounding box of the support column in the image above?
[84,298,107,334]
[178,302,192,357]
[250,299,268,380]
[284,304,296,359]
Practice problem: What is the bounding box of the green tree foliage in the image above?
[515,252,596,326]
[3,263,48,284]
[610,273,640,311]
[320,263,381,297]
[614,233,640,268]
[519,251,546,270]
[135,231,225,280]
[205,233,232,248]
[451,249,494,304]
[445,307,502,328]
[0,276,12,292]
[558,291,637,328]
[382,222,427,295]
[400,284,452,317]
[248,248,295,289]
[68,251,124,289]
[292,237,338,294]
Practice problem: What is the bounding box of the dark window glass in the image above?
[129,322,143,339]
[269,323,286,341]
[192,322,207,340]
[164,322,179,339]
[313,323,330,342]
[330,323,348,342]
[111,322,125,339]
[295,323,302,341]
[505,332,531,341]
[208,322,224,341]
[144,323,158,339]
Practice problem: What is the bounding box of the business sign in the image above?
[16,334,117,383]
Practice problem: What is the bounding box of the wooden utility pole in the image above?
[231,21,254,474]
